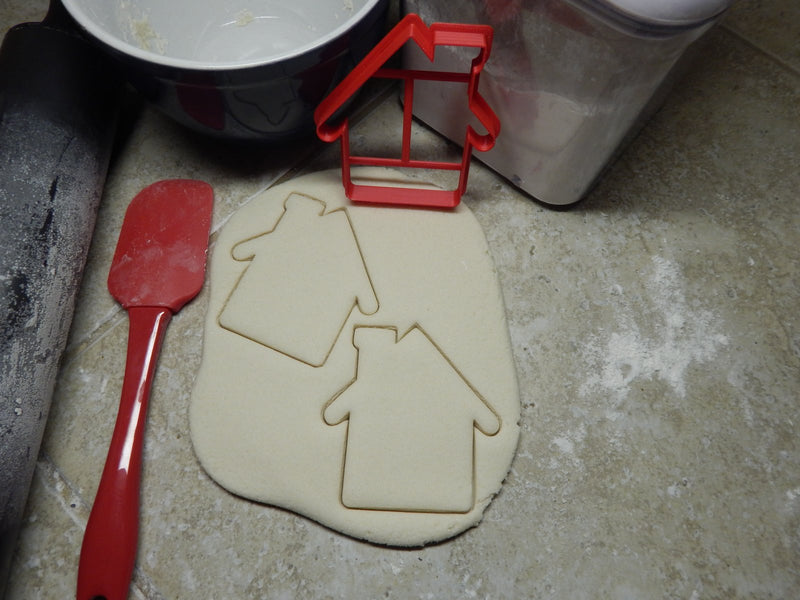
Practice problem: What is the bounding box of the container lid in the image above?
[597,0,732,27]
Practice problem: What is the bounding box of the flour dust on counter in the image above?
[580,254,729,405]
[189,168,520,546]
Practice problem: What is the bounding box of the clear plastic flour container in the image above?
[402,0,732,205]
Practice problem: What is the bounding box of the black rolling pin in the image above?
[0,2,121,595]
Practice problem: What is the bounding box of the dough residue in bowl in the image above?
[118,3,167,55]
[234,9,255,27]
[130,18,166,54]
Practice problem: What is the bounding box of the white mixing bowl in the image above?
[62,0,390,140]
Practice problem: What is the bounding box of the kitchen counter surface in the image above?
[3,1,799,598]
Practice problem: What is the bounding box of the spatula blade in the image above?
[108,179,213,311]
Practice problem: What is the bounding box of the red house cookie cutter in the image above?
[314,13,500,209]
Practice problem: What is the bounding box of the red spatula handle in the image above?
[77,306,172,600]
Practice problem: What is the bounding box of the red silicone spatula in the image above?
[77,180,213,600]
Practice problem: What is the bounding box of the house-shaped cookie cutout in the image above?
[314,13,500,208]
[218,193,378,367]
[323,325,500,513]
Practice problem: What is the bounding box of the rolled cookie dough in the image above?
[190,168,519,546]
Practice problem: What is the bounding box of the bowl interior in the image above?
[62,0,382,70]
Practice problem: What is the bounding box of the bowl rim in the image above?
[61,0,385,71]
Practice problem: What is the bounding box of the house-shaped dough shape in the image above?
[323,325,500,513]
[218,193,378,366]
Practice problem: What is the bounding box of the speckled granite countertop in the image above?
[3,1,799,598]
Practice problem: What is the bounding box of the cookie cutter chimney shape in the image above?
[314,13,500,209]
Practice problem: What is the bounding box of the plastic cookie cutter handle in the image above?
[314,13,500,209]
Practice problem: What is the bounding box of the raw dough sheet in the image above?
[190,168,520,546]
